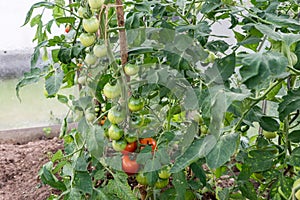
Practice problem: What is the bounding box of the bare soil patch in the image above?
[0,137,63,200]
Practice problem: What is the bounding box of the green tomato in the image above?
[77,76,86,85]
[107,106,126,124]
[296,190,300,200]
[155,178,169,189]
[79,33,96,47]
[124,64,139,76]
[125,133,137,143]
[158,168,171,179]
[83,16,99,33]
[85,112,95,123]
[294,178,300,189]
[112,139,127,151]
[103,82,121,99]
[136,173,148,185]
[84,53,97,65]
[77,6,88,18]
[88,0,104,10]
[263,131,277,139]
[200,125,208,135]
[128,96,144,112]
[93,44,107,58]
[108,124,124,140]
[130,115,144,128]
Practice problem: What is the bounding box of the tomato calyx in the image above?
[130,114,144,128]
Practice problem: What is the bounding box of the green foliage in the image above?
[19,0,300,199]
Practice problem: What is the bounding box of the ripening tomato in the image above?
[103,82,121,99]
[124,63,139,76]
[88,0,104,10]
[107,106,126,124]
[121,141,137,155]
[108,124,124,140]
[122,155,139,174]
[140,138,157,151]
[65,24,71,33]
[128,96,144,112]
[112,139,127,152]
[93,44,107,58]
[83,16,99,33]
[79,33,96,47]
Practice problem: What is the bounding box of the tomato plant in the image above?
[19,0,300,199]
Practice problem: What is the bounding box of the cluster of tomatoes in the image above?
[73,0,171,189]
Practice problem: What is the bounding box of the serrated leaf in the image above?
[239,51,288,90]
[22,1,54,26]
[51,150,63,162]
[30,14,42,27]
[206,133,238,169]
[172,171,187,200]
[92,188,109,200]
[288,147,300,166]
[206,40,229,53]
[255,23,281,41]
[216,187,230,200]
[73,156,88,171]
[45,70,64,96]
[86,126,105,161]
[40,162,66,191]
[73,171,93,194]
[106,175,138,200]
[205,53,235,84]
[278,87,300,121]
[265,13,300,31]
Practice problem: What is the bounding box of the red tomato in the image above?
[122,155,139,175]
[122,142,137,155]
[139,138,157,151]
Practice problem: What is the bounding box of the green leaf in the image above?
[288,130,300,143]
[216,187,230,200]
[206,40,229,53]
[239,51,288,90]
[86,125,105,161]
[205,53,235,84]
[22,1,54,26]
[145,171,159,186]
[278,87,300,121]
[170,139,204,173]
[106,174,138,200]
[181,122,198,152]
[92,188,109,200]
[288,147,300,166]
[57,94,68,104]
[16,67,42,101]
[55,16,76,24]
[259,116,280,132]
[206,133,239,169]
[40,162,66,191]
[238,180,258,200]
[190,162,206,186]
[73,156,88,172]
[73,171,93,194]
[58,47,72,64]
[254,23,281,41]
[172,171,187,200]
[51,150,63,162]
[45,70,64,96]
[264,13,300,31]
[30,14,42,27]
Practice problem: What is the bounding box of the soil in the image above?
[0,137,63,200]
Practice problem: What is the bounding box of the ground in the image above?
[0,137,63,200]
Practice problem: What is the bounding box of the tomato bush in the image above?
[18,0,300,199]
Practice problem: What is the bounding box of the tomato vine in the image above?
[18,0,300,199]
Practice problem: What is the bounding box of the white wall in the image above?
[0,0,62,51]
